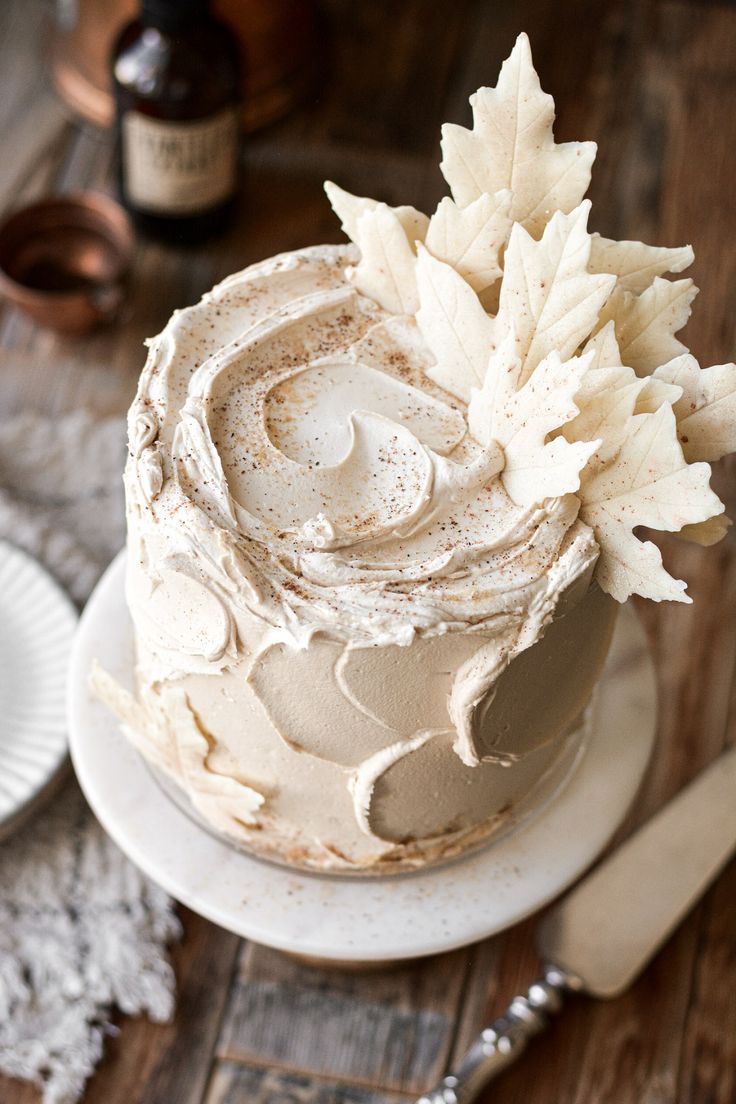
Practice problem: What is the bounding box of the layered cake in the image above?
[94,34,735,872]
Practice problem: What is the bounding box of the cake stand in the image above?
[68,551,657,964]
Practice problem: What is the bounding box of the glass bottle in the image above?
[111,0,241,243]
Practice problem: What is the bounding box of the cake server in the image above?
[419,745,736,1104]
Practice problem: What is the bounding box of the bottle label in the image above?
[122,108,238,216]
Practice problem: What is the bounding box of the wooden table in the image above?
[1,1,735,1101]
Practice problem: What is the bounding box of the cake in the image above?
[93,34,735,873]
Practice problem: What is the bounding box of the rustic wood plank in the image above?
[653,1,736,367]
[441,0,620,144]
[0,1074,46,1104]
[241,0,477,211]
[206,1061,409,1104]
[0,1,71,216]
[316,0,474,157]
[677,859,736,1104]
[575,0,663,243]
[448,939,504,1066]
[216,942,470,1094]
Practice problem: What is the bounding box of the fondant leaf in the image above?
[349,205,421,315]
[324,180,429,246]
[565,324,677,469]
[582,322,630,374]
[492,201,615,386]
[415,244,494,401]
[599,277,698,375]
[424,190,512,292]
[653,353,736,462]
[562,372,644,469]
[678,514,732,546]
[324,181,429,315]
[501,355,598,506]
[440,33,596,236]
[589,235,694,293]
[468,331,597,506]
[320,39,732,603]
[579,405,723,602]
[633,376,683,414]
[466,327,518,444]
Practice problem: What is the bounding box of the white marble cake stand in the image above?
[68,551,656,964]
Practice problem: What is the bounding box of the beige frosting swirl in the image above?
[125,245,598,770]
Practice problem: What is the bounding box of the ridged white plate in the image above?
[69,551,657,963]
[0,541,78,839]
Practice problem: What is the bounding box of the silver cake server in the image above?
[419,745,736,1104]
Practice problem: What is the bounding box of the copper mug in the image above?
[0,192,133,334]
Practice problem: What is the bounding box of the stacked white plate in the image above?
[0,541,78,839]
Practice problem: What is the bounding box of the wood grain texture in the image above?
[206,1061,408,1104]
[217,942,471,1094]
[678,859,736,1104]
[0,1,734,1103]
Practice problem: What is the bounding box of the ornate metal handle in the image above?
[417,965,581,1104]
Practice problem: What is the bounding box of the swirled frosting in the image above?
[127,249,596,682]
[100,243,611,869]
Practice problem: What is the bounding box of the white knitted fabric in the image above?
[0,411,180,1104]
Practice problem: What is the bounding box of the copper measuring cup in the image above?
[0,192,134,334]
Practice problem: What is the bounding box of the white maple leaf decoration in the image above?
[651,352,736,548]
[424,190,512,293]
[320,34,735,603]
[579,405,724,602]
[598,277,698,375]
[562,369,644,471]
[561,325,675,471]
[492,201,615,386]
[582,321,631,373]
[582,324,680,409]
[634,376,683,415]
[324,181,428,314]
[440,32,596,237]
[579,323,681,414]
[588,235,694,294]
[324,181,429,246]
[468,330,598,506]
[416,249,599,507]
[653,353,736,462]
[349,207,420,314]
[415,245,493,401]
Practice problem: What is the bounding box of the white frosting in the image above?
[127,248,595,647]
[90,662,264,836]
[105,244,614,870]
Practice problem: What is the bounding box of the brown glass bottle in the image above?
[112,0,241,244]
